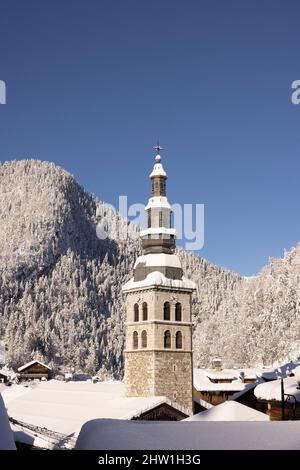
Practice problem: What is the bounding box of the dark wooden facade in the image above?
[0,372,8,383]
[19,362,51,381]
[234,385,265,412]
[132,403,188,421]
[193,387,240,406]
[244,378,256,384]
[257,400,300,421]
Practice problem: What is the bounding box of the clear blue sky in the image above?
[1,0,300,275]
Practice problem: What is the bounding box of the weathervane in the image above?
[154,141,163,155]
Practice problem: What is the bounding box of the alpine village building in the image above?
[122,145,196,414]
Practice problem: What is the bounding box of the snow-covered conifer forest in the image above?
[0,160,299,376]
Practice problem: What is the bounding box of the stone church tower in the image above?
[122,145,196,412]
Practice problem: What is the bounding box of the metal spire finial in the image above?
[154,141,163,155]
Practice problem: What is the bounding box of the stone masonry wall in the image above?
[153,351,193,412]
[125,351,155,397]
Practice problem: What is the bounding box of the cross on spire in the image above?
[154,141,163,155]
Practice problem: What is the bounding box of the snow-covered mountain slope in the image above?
[0,160,298,375]
[193,246,300,367]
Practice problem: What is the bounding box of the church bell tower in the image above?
[122,144,195,412]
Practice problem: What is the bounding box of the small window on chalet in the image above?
[142,302,148,321]
[164,330,171,348]
[163,301,170,321]
[176,331,182,349]
[141,330,147,348]
[133,331,138,349]
[175,302,182,322]
[134,303,139,322]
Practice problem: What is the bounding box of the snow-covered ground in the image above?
[0,393,16,450]
[2,380,185,449]
[185,401,269,421]
[75,419,300,450]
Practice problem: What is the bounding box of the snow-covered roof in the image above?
[1,380,187,449]
[122,271,196,292]
[259,361,300,381]
[193,369,247,392]
[206,371,238,380]
[0,393,16,450]
[17,360,51,372]
[149,158,167,178]
[75,419,300,450]
[0,369,9,377]
[254,373,300,403]
[185,401,269,422]
[134,253,182,270]
[145,196,171,210]
[206,368,263,381]
[193,367,278,392]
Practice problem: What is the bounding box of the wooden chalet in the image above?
[255,398,300,420]
[0,371,9,384]
[193,385,246,407]
[254,375,300,420]
[17,360,51,381]
[132,402,188,421]
[193,368,251,408]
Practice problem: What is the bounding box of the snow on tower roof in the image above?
[184,401,269,422]
[1,380,188,449]
[122,271,196,292]
[134,254,182,270]
[0,393,16,450]
[149,155,167,178]
[145,196,171,210]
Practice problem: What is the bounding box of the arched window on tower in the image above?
[175,302,182,322]
[164,330,171,348]
[134,303,139,322]
[164,301,170,321]
[141,330,147,348]
[176,331,182,349]
[142,302,148,321]
[133,331,138,349]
